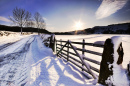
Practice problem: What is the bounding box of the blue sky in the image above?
[0,0,130,32]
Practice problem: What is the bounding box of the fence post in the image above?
[56,40,57,55]
[67,40,69,61]
[128,62,130,77]
[49,34,55,52]
[82,39,85,71]
[60,39,62,58]
[98,36,124,85]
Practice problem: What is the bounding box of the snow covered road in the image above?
[0,35,35,86]
[0,35,94,86]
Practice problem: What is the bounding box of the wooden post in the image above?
[49,34,56,52]
[60,39,62,58]
[67,40,69,61]
[68,41,97,79]
[82,39,85,71]
[56,40,57,55]
[98,36,124,85]
[53,36,55,52]
[128,62,130,77]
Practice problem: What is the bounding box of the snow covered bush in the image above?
[0,31,10,36]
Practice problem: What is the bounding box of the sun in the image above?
[75,21,83,30]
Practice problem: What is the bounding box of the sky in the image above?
[0,0,130,32]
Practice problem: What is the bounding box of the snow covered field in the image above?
[0,32,129,86]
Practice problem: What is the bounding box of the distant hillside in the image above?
[85,23,130,34]
[54,23,130,35]
[0,24,51,34]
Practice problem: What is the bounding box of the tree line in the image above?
[0,24,51,34]
[9,7,45,34]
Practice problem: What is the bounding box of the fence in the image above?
[56,39,104,79]
[42,34,130,85]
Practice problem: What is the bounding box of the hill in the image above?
[0,24,51,34]
[85,23,130,34]
[54,23,130,35]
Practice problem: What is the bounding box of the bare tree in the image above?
[25,20,35,27]
[9,7,31,34]
[39,19,46,29]
[25,20,35,34]
[34,12,45,34]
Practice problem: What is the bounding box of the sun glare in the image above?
[75,21,83,30]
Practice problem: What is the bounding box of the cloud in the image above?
[0,16,11,22]
[96,0,128,19]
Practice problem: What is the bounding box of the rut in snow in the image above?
[0,42,16,52]
[0,36,35,86]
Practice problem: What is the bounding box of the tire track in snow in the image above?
[17,36,36,86]
[0,42,16,51]
[0,35,36,86]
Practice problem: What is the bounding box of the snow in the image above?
[0,33,102,86]
[111,36,122,66]
[0,31,33,46]
[0,36,33,56]
[0,33,130,86]
[71,44,77,50]
[25,36,98,86]
[93,41,104,45]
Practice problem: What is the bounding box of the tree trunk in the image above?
[38,28,39,35]
[21,27,22,35]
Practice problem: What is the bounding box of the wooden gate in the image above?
[56,39,104,79]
